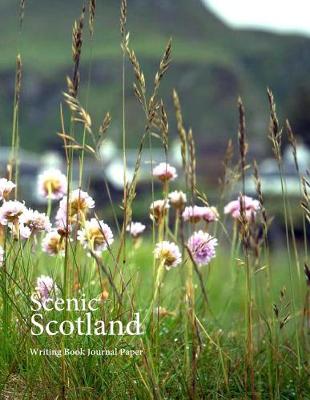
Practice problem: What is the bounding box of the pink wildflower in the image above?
[154,241,182,269]
[182,205,218,223]
[38,169,67,200]
[19,208,51,238]
[187,230,218,266]
[59,189,95,220]
[0,178,15,201]
[152,163,177,182]
[224,195,260,221]
[42,230,65,256]
[126,222,146,238]
[35,275,59,302]
[0,200,26,225]
[77,218,114,255]
[168,190,187,209]
[150,199,170,224]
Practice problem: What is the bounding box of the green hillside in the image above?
[0,0,310,154]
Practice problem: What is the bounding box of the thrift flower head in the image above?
[126,222,146,238]
[152,163,177,182]
[154,241,182,269]
[59,189,95,220]
[42,230,65,256]
[169,190,187,209]
[54,207,72,236]
[38,169,67,200]
[182,206,204,223]
[77,218,114,255]
[19,208,51,238]
[18,225,32,240]
[202,206,219,223]
[35,275,58,302]
[0,178,15,201]
[150,199,170,224]
[187,230,218,266]
[224,195,260,221]
[0,200,26,225]
[55,206,67,228]
[0,245,4,267]
[183,205,219,223]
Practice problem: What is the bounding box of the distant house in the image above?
[244,144,310,197]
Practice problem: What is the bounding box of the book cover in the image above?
[0,1,309,398]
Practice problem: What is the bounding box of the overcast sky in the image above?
[205,0,310,36]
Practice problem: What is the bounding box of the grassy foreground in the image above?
[0,241,309,399]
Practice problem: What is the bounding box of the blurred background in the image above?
[0,0,309,235]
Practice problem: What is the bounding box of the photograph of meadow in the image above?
[0,0,309,399]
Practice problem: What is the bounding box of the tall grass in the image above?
[0,1,309,399]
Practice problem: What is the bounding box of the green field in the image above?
[0,238,309,399]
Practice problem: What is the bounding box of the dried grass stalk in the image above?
[301,174,310,224]
[154,38,172,91]
[120,0,127,40]
[286,119,299,173]
[188,128,196,195]
[238,97,248,188]
[71,6,85,97]
[160,101,169,152]
[15,55,22,107]
[99,112,112,136]
[253,160,268,228]
[173,90,187,172]
[267,88,282,162]
[19,0,25,29]
[63,92,92,132]
[88,0,96,38]
[125,47,146,96]
[149,38,172,118]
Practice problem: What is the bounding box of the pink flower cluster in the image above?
[0,200,26,226]
[0,173,117,260]
[57,189,95,224]
[35,275,59,302]
[0,200,51,240]
[44,188,113,257]
[150,199,170,224]
[182,205,219,224]
[37,168,67,200]
[224,195,260,221]
[152,163,177,182]
[0,178,15,201]
[187,231,218,266]
[169,191,187,209]
[19,208,51,239]
[127,222,146,238]
[42,230,65,256]
[154,241,182,269]
[149,162,220,268]
[77,218,114,256]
